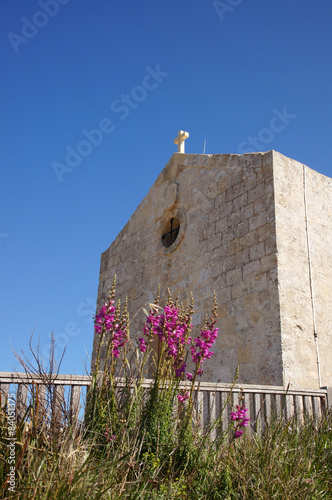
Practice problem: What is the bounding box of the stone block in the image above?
[217,178,227,193]
[226,268,243,286]
[235,248,250,268]
[249,212,267,232]
[250,242,265,261]
[243,259,261,278]
[241,203,254,220]
[226,182,246,202]
[231,281,247,300]
[248,182,266,204]
[261,254,277,272]
[215,217,228,233]
[244,173,257,191]
[234,220,249,239]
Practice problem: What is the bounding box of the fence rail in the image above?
[0,372,330,435]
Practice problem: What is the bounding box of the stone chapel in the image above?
[93,132,332,390]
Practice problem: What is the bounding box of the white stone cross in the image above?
[174,130,189,153]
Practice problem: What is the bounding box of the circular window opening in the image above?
[161,217,180,248]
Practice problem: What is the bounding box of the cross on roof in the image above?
[174,130,189,153]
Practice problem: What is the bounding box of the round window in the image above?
[161,217,180,248]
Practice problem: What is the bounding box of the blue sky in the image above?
[1,0,331,375]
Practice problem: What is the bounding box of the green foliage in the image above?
[225,415,332,499]
[140,381,175,459]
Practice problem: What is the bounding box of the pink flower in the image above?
[138,337,147,353]
[141,304,192,373]
[234,430,244,439]
[105,432,116,442]
[191,325,219,369]
[94,298,128,358]
[139,300,219,385]
[231,404,250,439]
[175,363,186,378]
[177,391,189,402]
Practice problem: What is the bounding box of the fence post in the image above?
[196,389,204,430]
[16,383,28,420]
[253,393,262,434]
[220,390,230,434]
[243,392,251,434]
[321,386,331,410]
[52,385,65,432]
[69,385,81,431]
[284,394,295,421]
[208,391,217,441]
[264,393,272,427]
[0,384,9,408]
[312,396,322,422]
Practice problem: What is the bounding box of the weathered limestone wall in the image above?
[94,151,283,386]
[94,150,331,389]
[273,152,332,389]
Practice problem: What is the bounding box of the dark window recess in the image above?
[161,217,180,248]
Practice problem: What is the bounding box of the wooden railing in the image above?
[191,381,329,439]
[0,372,91,432]
[0,372,330,435]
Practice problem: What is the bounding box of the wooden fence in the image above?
[0,372,330,436]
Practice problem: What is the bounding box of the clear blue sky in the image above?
[1,0,331,375]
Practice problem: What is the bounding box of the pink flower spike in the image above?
[177,391,189,402]
[138,337,147,353]
[231,404,249,438]
[234,430,244,439]
[175,363,186,378]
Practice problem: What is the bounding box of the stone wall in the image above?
[273,152,332,388]
[94,151,284,386]
[93,150,331,389]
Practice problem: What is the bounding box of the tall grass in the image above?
[1,401,330,499]
[1,284,331,499]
